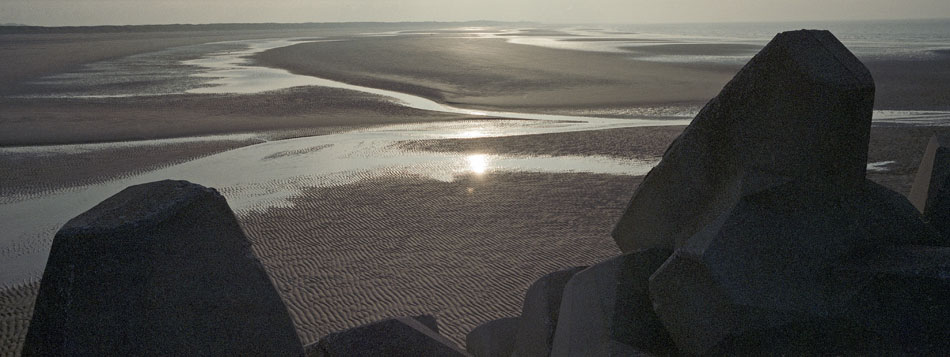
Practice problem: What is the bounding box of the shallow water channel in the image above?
[2,36,949,286]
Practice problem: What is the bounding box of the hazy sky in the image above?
[2,0,949,26]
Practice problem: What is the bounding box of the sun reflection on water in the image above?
[466,154,490,175]
[458,130,486,138]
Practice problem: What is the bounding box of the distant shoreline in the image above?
[0,21,536,35]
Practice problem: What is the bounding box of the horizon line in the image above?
[3,16,949,29]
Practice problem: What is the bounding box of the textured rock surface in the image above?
[551,249,674,356]
[312,316,468,356]
[613,29,875,252]
[909,135,950,243]
[466,317,519,357]
[649,180,938,355]
[833,245,950,354]
[22,180,302,356]
[706,318,892,355]
[514,266,586,357]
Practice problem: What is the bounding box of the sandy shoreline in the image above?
[0,87,472,146]
[254,36,739,113]
[255,34,950,112]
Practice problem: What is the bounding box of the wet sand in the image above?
[0,23,505,95]
[400,125,687,160]
[0,140,260,200]
[243,171,633,346]
[254,36,738,113]
[256,34,950,111]
[0,87,471,146]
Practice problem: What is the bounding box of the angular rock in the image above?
[649,180,937,355]
[312,316,468,356]
[613,29,875,252]
[413,314,441,334]
[832,245,950,354]
[22,180,302,356]
[855,180,943,246]
[514,266,586,357]
[909,134,950,243]
[466,317,519,357]
[707,318,893,355]
[551,249,675,356]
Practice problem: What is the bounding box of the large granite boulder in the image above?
[551,249,674,356]
[909,135,950,243]
[311,316,468,356]
[612,29,875,252]
[832,245,950,354]
[649,180,939,355]
[513,266,586,357]
[22,180,302,356]
[466,317,519,357]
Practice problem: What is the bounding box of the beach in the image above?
[2,21,949,353]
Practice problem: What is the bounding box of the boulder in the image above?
[551,249,675,356]
[706,318,893,355]
[832,245,950,354]
[312,316,468,356]
[649,180,938,355]
[909,135,950,243]
[514,266,586,357]
[466,317,519,357]
[612,29,875,253]
[22,180,302,356]
[855,180,943,246]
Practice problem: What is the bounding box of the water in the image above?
[3,22,950,285]
[498,19,950,65]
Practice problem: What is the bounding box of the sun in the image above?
[466,154,489,175]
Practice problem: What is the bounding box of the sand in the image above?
[0,87,474,146]
[256,34,950,112]
[0,140,259,200]
[242,172,634,346]
[0,23,509,95]
[253,36,739,112]
[400,126,687,160]
[0,282,36,355]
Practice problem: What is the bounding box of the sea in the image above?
[609,18,950,61]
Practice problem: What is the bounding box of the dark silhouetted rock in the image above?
[856,180,943,246]
[412,314,441,334]
[514,266,586,357]
[466,317,519,357]
[312,316,468,357]
[832,245,950,354]
[909,135,950,243]
[22,180,302,356]
[649,180,938,355]
[551,249,675,356]
[707,318,893,355]
[612,29,875,253]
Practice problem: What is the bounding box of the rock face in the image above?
[612,29,875,252]
[513,266,586,357]
[648,180,922,354]
[551,249,674,356]
[466,317,519,357]
[833,246,950,354]
[312,316,468,356]
[22,180,302,356]
[909,135,950,242]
